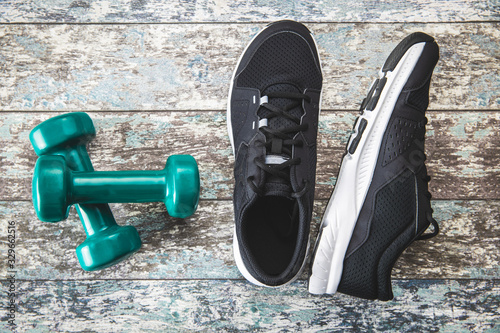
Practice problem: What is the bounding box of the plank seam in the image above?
[2,199,498,202]
[1,109,499,113]
[1,278,499,282]
[0,21,499,25]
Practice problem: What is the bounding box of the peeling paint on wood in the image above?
[0,111,498,201]
[1,0,499,23]
[0,200,498,280]
[0,279,498,332]
[0,23,498,111]
[0,6,499,331]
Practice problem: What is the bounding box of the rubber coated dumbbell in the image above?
[33,154,200,219]
[30,112,141,271]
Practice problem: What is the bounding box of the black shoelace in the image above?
[247,91,311,198]
[414,117,440,240]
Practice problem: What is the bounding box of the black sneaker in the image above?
[227,20,323,287]
[309,32,439,300]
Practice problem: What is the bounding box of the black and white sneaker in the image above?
[227,20,323,287]
[309,32,439,300]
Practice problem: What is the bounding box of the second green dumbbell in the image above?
[30,112,142,271]
[33,154,200,220]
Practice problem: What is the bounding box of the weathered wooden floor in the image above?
[0,1,499,332]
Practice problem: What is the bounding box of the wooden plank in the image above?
[1,0,499,23]
[0,23,498,111]
[1,111,498,201]
[0,200,498,280]
[1,279,498,332]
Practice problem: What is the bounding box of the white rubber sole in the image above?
[308,42,427,295]
[227,23,323,287]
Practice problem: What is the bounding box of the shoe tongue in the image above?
[261,178,293,199]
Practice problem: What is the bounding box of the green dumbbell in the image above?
[33,154,200,219]
[30,112,141,271]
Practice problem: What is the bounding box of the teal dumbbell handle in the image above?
[71,155,200,218]
[60,145,118,235]
[74,170,169,203]
[35,155,200,219]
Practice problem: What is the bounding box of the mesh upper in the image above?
[237,32,322,134]
[237,32,322,92]
[337,170,416,300]
[407,77,431,111]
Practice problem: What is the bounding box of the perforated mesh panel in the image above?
[382,117,419,166]
[237,32,322,92]
[238,32,321,134]
[338,170,416,300]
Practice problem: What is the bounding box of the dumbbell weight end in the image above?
[76,224,142,271]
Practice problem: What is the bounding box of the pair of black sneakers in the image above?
[227,20,439,301]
